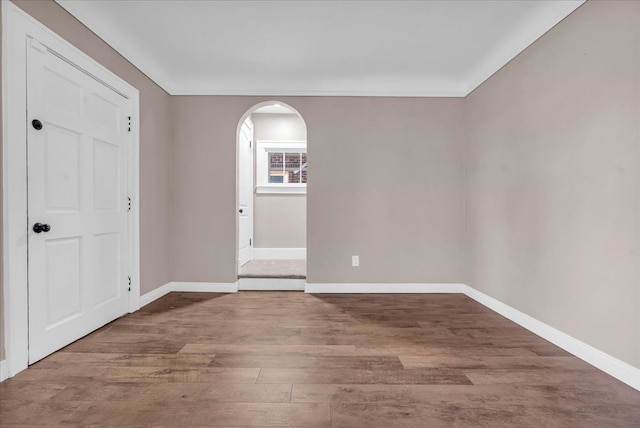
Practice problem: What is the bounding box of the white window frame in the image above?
[256,140,307,194]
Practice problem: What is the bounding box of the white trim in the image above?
[138,282,174,308]
[257,140,307,147]
[462,0,585,95]
[168,88,468,97]
[54,0,174,93]
[256,140,307,194]
[2,1,140,379]
[58,1,583,98]
[0,360,9,382]
[2,0,28,376]
[256,185,307,195]
[127,92,141,314]
[462,285,640,392]
[253,248,306,260]
[305,283,465,294]
[237,118,254,269]
[169,282,239,293]
[238,278,306,291]
[139,282,239,308]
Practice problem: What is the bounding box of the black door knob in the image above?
[33,223,51,233]
[32,119,43,130]
[239,209,243,213]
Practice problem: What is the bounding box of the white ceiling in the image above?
[55,0,584,97]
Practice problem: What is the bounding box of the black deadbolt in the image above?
[32,119,43,130]
[33,223,51,233]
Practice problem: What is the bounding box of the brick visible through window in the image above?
[269,151,306,184]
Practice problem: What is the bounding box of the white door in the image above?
[27,40,131,364]
[238,119,254,268]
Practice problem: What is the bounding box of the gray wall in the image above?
[0,4,3,361]
[2,0,639,374]
[171,96,466,284]
[465,0,640,367]
[251,113,307,249]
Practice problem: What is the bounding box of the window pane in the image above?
[301,153,307,183]
[285,152,301,183]
[265,149,307,186]
[269,152,284,183]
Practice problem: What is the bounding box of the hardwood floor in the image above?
[1,292,639,426]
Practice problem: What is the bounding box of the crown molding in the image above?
[462,0,585,95]
[56,0,584,98]
[166,88,468,98]
[54,0,174,92]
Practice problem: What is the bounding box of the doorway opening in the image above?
[236,102,307,289]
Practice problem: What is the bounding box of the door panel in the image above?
[45,237,82,326]
[93,138,120,210]
[93,232,121,307]
[238,120,254,268]
[43,66,83,120]
[27,40,130,364]
[89,92,120,133]
[44,125,82,211]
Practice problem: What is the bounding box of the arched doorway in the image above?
[236,102,308,289]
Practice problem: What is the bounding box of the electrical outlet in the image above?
[352,255,360,267]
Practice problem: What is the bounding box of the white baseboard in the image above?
[305,283,465,294]
[238,278,306,291]
[139,282,238,308]
[462,285,640,392]
[139,282,174,308]
[252,248,306,260]
[0,360,8,382]
[169,281,239,293]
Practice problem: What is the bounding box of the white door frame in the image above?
[237,118,254,271]
[2,1,141,378]
[235,101,307,276]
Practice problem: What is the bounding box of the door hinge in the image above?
[128,197,132,212]
[249,140,252,148]
[128,116,131,132]
[249,238,252,246]
[128,276,131,292]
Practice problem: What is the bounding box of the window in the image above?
[257,141,307,194]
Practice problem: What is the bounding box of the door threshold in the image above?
[238,277,306,291]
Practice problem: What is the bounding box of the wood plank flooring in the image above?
[1,291,639,426]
